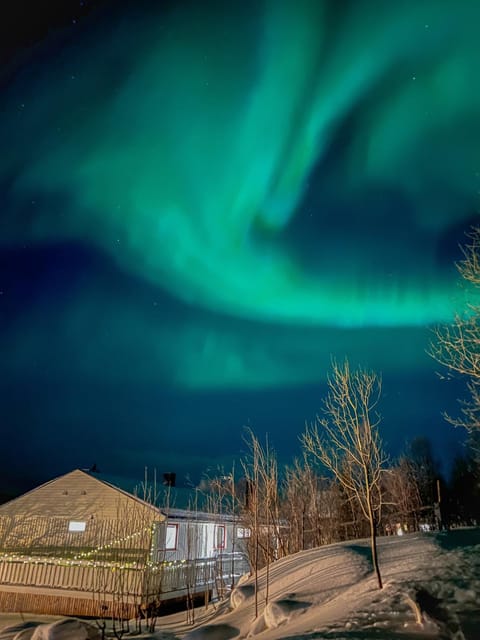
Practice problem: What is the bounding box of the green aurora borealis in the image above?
[0,0,479,489]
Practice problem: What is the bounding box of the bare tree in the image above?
[139,470,174,634]
[241,430,261,618]
[406,437,442,510]
[282,457,315,554]
[281,458,344,553]
[241,429,284,616]
[90,487,159,640]
[302,359,387,589]
[383,456,422,534]
[430,226,480,441]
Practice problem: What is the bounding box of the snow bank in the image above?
[229,585,255,610]
[183,624,238,640]
[1,529,479,640]
[263,598,310,629]
[0,620,99,640]
[172,529,480,640]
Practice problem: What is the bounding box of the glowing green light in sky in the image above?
[1,0,480,335]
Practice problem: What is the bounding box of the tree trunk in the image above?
[369,515,383,589]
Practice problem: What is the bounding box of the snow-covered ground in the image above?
[1,529,479,640]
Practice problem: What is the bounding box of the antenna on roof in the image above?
[163,472,176,487]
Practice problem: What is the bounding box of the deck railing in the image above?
[0,555,223,598]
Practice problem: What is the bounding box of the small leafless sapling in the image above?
[302,359,387,589]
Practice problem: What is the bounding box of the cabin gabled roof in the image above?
[0,469,163,521]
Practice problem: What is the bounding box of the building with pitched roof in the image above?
[0,469,249,617]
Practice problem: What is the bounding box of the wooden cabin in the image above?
[0,470,249,618]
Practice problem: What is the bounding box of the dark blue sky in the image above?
[0,0,478,496]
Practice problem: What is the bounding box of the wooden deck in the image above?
[0,555,220,618]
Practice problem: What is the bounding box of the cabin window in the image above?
[68,521,86,532]
[214,524,226,549]
[236,526,251,539]
[165,524,178,550]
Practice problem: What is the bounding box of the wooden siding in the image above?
[0,551,247,617]
[0,557,217,594]
[0,470,160,521]
[0,514,155,561]
[0,587,137,619]
[0,559,142,595]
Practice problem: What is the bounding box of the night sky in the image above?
[1,0,478,497]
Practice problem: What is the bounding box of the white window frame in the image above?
[165,523,178,550]
[214,524,226,549]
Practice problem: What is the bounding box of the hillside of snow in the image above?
[1,529,479,640]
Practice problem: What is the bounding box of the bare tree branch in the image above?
[429,226,480,441]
